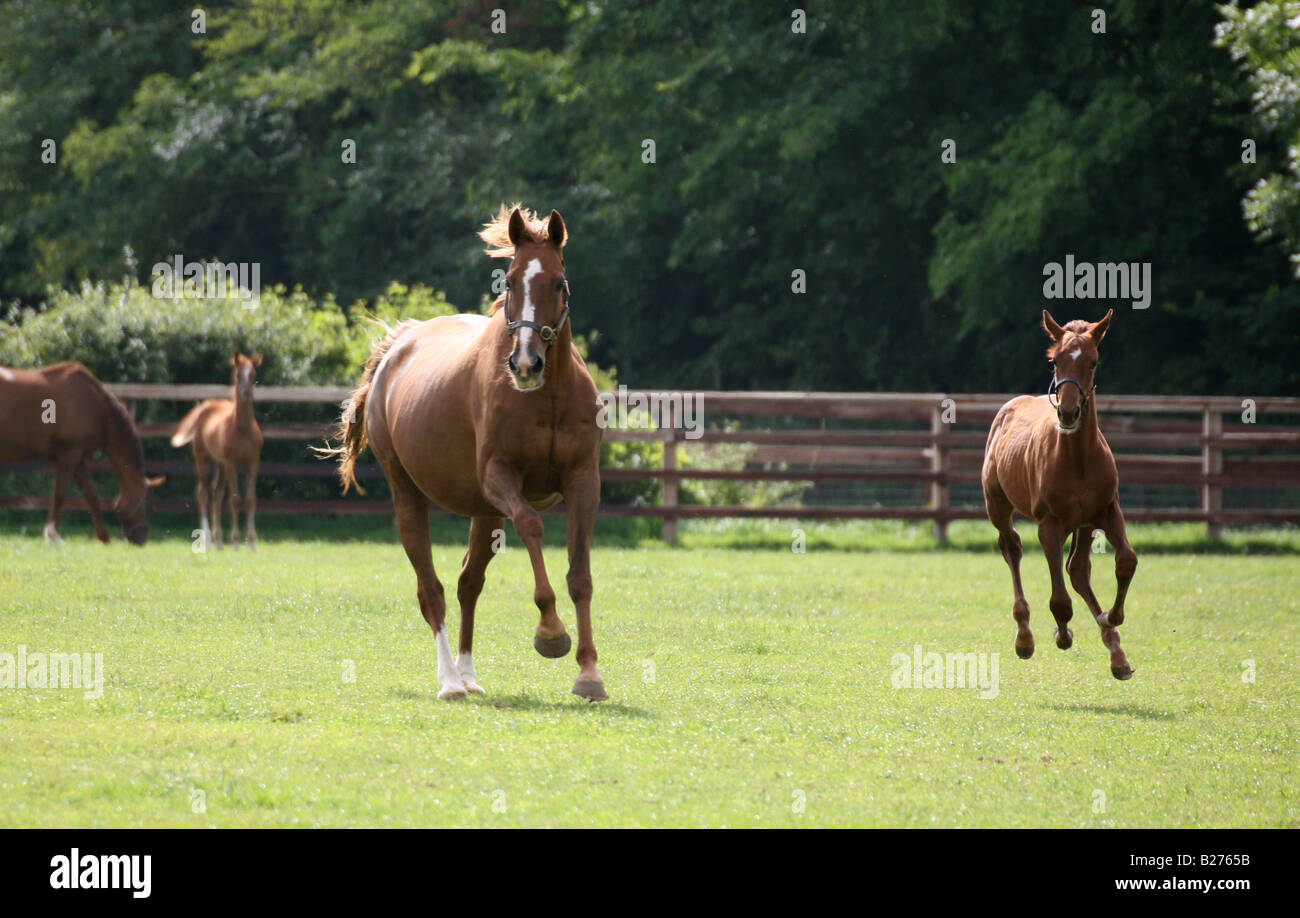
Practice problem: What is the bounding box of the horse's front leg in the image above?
[482,460,570,660]
[1037,518,1074,650]
[1098,502,1136,680]
[564,465,606,701]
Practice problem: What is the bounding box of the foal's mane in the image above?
[1045,320,1094,359]
[479,203,558,317]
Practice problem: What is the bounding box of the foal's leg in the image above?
[481,460,570,659]
[564,466,607,701]
[390,470,463,699]
[454,515,503,694]
[985,488,1032,658]
[194,452,212,550]
[73,457,110,543]
[224,461,242,548]
[243,458,259,549]
[44,451,78,544]
[1096,502,1136,680]
[1037,518,1074,650]
[209,462,225,548]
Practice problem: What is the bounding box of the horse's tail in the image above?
[314,318,421,495]
[170,403,205,448]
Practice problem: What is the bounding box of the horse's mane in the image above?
[102,382,146,470]
[1046,320,1094,359]
[479,202,554,258]
[479,203,557,316]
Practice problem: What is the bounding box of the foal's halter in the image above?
[503,274,571,347]
[1047,371,1096,409]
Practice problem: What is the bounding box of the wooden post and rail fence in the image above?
[2,386,1297,543]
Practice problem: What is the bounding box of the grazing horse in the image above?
[323,205,607,701]
[0,362,163,544]
[171,353,263,549]
[981,309,1137,680]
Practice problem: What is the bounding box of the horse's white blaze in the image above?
[435,626,466,698]
[516,257,543,353]
[1069,347,1082,360]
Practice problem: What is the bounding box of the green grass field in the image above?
[0,517,1296,827]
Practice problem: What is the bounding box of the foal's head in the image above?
[231,352,261,402]
[482,205,570,392]
[1042,308,1112,433]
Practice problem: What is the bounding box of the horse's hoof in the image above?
[1015,643,1034,660]
[572,678,608,702]
[1111,665,1134,681]
[462,680,485,695]
[534,631,572,659]
[437,684,469,700]
[1055,627,1073,650]
[1106,609,1124,627]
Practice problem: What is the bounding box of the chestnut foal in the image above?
[171,353,263,549]
[323,205,606,702]
[981,309,1137,680]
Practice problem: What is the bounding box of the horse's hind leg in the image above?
[44,451,78,544]
[986,487,1033,658]
[389,468,464,699]
[193,452,212,549]
[73,456,109,543]
[1037,517,1074,651]
[454,515,502,695]
[1096,502,1136,680]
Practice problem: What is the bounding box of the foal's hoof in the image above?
[1054,627,1073,650]
[533,631,572,659]
[1111,664,1134,681]
[1106,609,1124,627]
[437,683,469,700]
[1015,643,1034,660]
[572,678,609,702]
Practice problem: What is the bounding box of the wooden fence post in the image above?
[1203,406,1223,539]
[661,400,679,545]
[930,403,949,541]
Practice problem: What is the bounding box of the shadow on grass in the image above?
[389,687,652,718]
[1044,701,1180,721]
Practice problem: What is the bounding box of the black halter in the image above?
[1047,372,1095,408]
[503,277,570,346]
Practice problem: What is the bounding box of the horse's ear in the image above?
[547,209,566,249]
[229,354,237,366]
[252,353,263,366]
[146,475,166,489]
[1042,309,1065,341]
[507,207,526,246]
[1091,308,1113,342]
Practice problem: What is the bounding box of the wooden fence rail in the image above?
[1,386,1297,542]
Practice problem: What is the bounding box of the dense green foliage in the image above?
[0,1,1296,395]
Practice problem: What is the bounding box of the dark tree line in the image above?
[0,0,1296,395]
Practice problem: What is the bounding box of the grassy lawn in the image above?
[0,517,1295,827]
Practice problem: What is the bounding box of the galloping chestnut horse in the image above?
[981,309,1137,680]
[324,205,606,701]
[0,362,163,544]
[171,353,263,549]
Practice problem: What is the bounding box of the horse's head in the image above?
[492,206,569,392]
[1043,308,1112,434]
[116,475,166,545]
[231,352,261,402]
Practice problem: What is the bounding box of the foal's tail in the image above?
[170,403,205,448]
[314,318,421,495]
